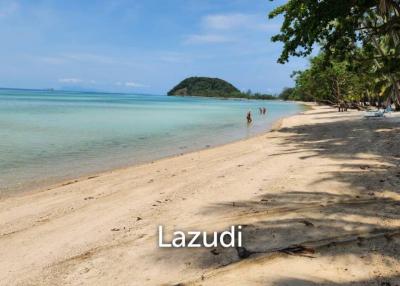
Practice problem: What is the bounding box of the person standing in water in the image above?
[246,111,252,124]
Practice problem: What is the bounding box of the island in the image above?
[167,77,276,100]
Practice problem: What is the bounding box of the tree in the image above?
[278,87,295,100]
[269,0,399,63]
[285,53,374,106]
[270,0,400,107]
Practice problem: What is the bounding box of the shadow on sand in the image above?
[161,111,400,285]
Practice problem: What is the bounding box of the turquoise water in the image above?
[0,89,302,194]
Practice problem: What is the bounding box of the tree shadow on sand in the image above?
[158,112,400,285]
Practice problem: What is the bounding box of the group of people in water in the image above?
[246,107,267,124]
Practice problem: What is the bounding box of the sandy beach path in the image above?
[1,105,400,286]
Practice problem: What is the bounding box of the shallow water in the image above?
[0,89,302,194]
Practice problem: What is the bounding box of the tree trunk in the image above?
[395,100,400,111]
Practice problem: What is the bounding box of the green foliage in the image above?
[269,0,391,63]
[281,53,376,104]
[278,87,295,100]
[168,77,277,100]
[270,0,400,107]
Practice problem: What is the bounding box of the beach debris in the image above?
[237,164,244,167]
[136,217,142,221]
[236,246,253,259]
[359,165,370,170]
[80,267,90,274]
[327,241,337,247]
[210,249,220,256]
[111,228,120,232]
[62,180,78,186]
[300,220,314,227]
[279,244,315,256]
[36,217,50,223]
[357,236,364,246]
[87,176,98,179]
[384,233,394,241]
[84,196,94,200]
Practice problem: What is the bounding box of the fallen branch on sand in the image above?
[180,228,400,286]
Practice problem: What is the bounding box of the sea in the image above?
[0,88,302,194]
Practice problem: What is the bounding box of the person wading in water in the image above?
[246,111,252,124]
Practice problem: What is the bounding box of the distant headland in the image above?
[168,77,276,100]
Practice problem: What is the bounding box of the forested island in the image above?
[168,77,276,100]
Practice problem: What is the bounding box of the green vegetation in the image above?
[279,53,372,107]
[168,77,276,100]
[271,0,400,110]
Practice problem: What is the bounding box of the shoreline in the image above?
[1,104,398,285]
[1,103,309,199]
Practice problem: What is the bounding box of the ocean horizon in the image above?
[0,88,302,195]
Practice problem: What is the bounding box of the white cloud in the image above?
[125,82,142,87]
[0,0,19,18]
[203,13,280,32]
[184,34,234,45]
[63,53,117,65]
[183,13,280,45]
[39,56,67,65]
[58,78,82,84]
[202,13,251,30]
[38,53,117,66]
[116,81,148,88]
[257,23,281,32]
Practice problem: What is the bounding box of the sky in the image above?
[0,0,309,95]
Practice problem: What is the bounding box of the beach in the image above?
[1,105,400,285]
